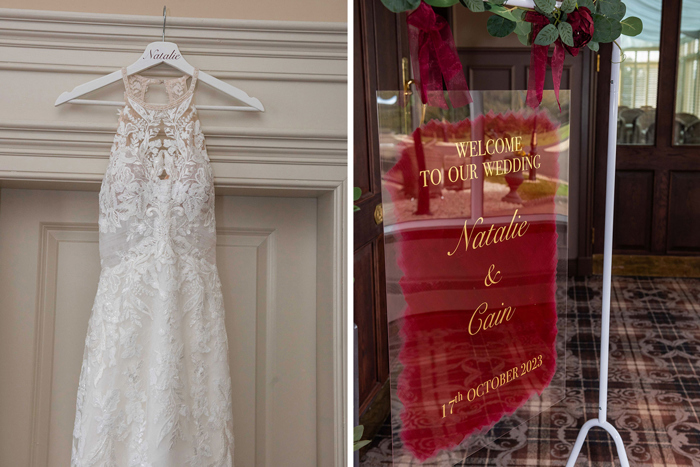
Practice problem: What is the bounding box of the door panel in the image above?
[667,171,700,253]
[613,171,654,251]
[0,189,318,467]
[354,0,407,416]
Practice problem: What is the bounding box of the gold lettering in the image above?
[512,157,521,173]
[503,158,512,174]
[430,168,441,185]
[468,302,488,335]
[419,170,430,187]
[456,142,469,158]
[486,139,495,155]
[447,165,459,183]
[484,264,502,287]
[495,138,504,153]
[448,210,529,257]
[504,137,513,152]
[514,136,523,151]
[447,218,483,256]
[470,141,479,157]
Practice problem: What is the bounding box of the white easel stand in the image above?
[565,44,629,467]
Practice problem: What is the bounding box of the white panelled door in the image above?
[0,188,318,467]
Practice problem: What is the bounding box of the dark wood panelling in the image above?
[469,66,514,90]
[352,235,389,415]
[667,171,700,253]
[613,171,654,251]
[354,243,380,408]
[354,0,377,199]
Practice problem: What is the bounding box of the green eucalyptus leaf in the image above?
[610,19,622,40]
[621,16,643,36]
[511,8,525,20]
[353,440,371,451]
[353,187,362,202]
[534,0,556,14]
[534,5,554,18]
[534,23,558,45]
[487,15,517,37]
[558,21,574,46]
[577,0,595,10]
[424,0,460,7]
[561,0,576,14]
[587,40,600,51]
[598,0,626,20]
[517,33,530,46]
[514,20,532,36]
[354,425,364,442]
[593,17,613,42]
[380,0,421,13]
[489,0,507,4]
[487,4,519,21]
[614,1,627,20]
[460,0,485,12]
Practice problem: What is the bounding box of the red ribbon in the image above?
[525,11,565,110]
[407,2,472,109]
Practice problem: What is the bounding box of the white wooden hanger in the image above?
[54,7,264,112]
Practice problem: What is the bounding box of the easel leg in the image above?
[565,44,628,467]
[565,419,630,467]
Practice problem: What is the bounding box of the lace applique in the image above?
[72,68,233,467]
[125,72,192,103]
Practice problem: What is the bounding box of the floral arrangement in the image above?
[381,0,643,108]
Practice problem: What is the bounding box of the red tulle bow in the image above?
[407,2,472,109]
[525,11,565,110]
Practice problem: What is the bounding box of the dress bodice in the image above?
[73,68,234,467]
[98,68,216,270]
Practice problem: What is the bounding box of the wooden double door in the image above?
[593,1,700,263]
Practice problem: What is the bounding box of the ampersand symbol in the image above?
[484,263,502,287]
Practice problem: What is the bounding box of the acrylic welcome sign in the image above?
[378,90,569,464]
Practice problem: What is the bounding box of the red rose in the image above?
[564,7,594,56]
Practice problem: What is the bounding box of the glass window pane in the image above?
[618,0,662,145]
[674,0,700,145]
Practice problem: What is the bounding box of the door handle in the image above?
[374,204,383,225]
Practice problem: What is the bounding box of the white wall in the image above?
[0,0,346,22]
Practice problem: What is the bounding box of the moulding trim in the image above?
[0,8,347,61]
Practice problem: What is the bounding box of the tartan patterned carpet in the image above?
[359,276,700,466]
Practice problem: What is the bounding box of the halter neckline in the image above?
[121,67,199,110]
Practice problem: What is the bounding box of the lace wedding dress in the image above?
[71,68,234,467]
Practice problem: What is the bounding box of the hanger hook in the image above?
[162,6,167,42]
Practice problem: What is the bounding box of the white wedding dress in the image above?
[71,68,234,467]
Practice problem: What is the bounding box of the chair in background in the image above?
[674,112,699,145]
[684,120,700,145]
[619,108,644,143]
[633,110,656,145]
